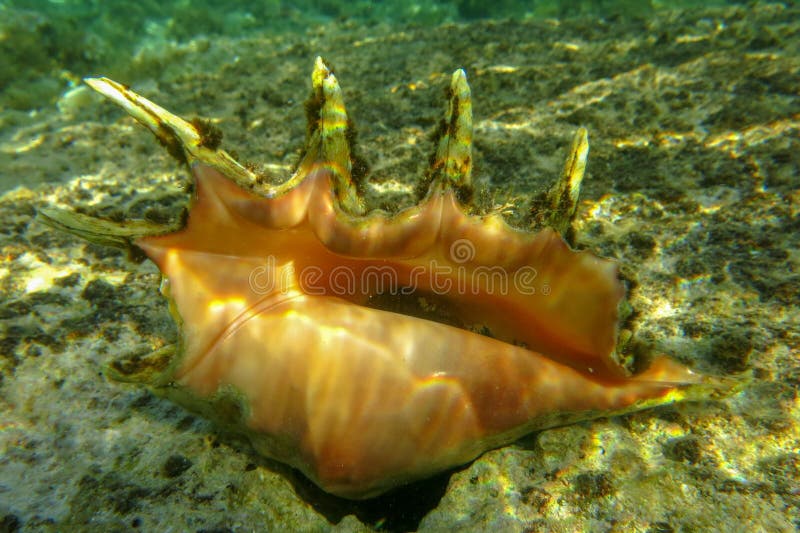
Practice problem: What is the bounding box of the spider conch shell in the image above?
[41,58,717,499]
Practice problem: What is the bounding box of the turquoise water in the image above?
[1,0,751,111]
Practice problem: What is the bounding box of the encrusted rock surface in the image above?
[0,3,797,531]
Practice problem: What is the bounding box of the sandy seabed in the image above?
[0,3,798,532]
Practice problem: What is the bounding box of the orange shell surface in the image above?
[135,164,696,498]
[49,61,703,499]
